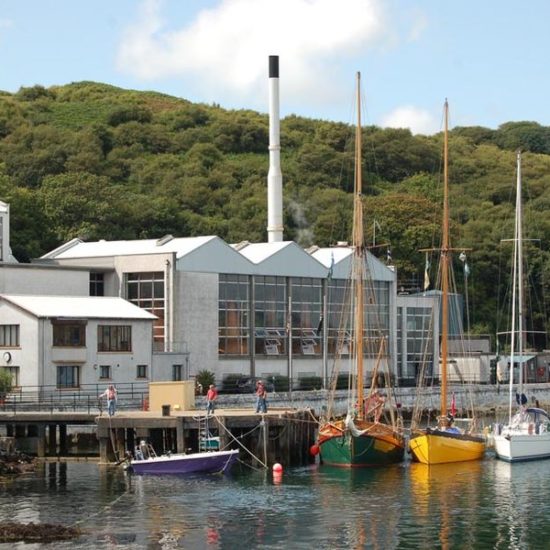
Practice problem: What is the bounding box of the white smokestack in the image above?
[267,55,283,243]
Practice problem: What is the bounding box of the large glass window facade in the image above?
[404,306,433,382]
[216,272,392,362]
[254,276,287,356]
[126,272,165,345]
[290,278,322,355]
[326,279,391,357]
[218,274,249,355]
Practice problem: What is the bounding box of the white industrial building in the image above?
[35,235,399,388]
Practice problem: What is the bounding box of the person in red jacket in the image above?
[206,384,218,415]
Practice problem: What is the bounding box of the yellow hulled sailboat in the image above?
[408,100,485,465]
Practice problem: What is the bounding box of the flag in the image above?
[423,253,430,291]
[450,393,457,417]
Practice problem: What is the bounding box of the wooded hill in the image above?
[1,82,549,344]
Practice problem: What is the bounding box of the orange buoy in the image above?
[272,462,283,473]
[309,444,320,456]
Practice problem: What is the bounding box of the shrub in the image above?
[0,370,13,397]
[195,370,215,395]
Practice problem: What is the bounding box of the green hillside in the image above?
[1,82,549,342]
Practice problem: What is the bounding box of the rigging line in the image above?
[213,416,267,469]
[68,491,128,528]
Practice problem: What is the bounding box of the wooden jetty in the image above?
[0,407,317,469]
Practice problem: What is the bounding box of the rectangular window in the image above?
[52,321,86,347]
[98,325,132,352]
[0,325,19,347]
[137,364,148,379]
[57,365,79,388]
[254,275,287,356]
[125,272,165,346]
[90,272,105,296]
[99,365,111,379]
[172,364,182,381]
[218,274,250,356]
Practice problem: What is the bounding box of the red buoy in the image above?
[272,462,283,473]
[309,444,320,456]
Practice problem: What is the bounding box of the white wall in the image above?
[0,301,40,386]
[0,265,89,296]
[175,271,218,376]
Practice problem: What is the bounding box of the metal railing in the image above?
[0,382,149,414]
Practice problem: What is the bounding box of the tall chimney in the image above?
[267,55,283,242]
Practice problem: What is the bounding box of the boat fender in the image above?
[309,445,320,456]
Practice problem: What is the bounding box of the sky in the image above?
[1,0,550,135]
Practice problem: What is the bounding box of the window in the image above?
[90,272,104,296]
[291,278,322,356]
[254,276,287,355]
[52,321,86,347]
[0,325,19,347]
[99,365,111,379]
[126,272,165,345]
[137,364,148,379]
[172,364,182,381]
[57,365,79,388]
[98,325,132,352]
[218,274,250,356]
[0,366,19,388]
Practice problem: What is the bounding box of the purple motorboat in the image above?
[129,448,239,475]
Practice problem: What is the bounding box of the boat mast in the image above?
[508,150,522,420]
[354,71,365,418]
[440,100,450,417]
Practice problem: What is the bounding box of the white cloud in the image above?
[116,0,390,109]
[381,106,439,135]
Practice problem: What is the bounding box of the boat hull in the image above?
[319,421,405,467]
[130,449,239,475]
[494,432,550,462]
[409,429,485,465]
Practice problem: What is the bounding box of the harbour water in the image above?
[1,455,550,549]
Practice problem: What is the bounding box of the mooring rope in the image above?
[213,416,267,469]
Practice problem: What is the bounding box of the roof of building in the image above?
[41,235,218,260]
[310,246,396,282]
[234,241,327,277]
[0,294,157,320]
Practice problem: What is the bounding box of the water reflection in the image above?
[3,460,550,548]
[408,460,484,550]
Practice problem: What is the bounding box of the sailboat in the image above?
[408,100,486,465]
[316,72,406,467]
[493,151,550,462]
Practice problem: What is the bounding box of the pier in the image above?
[0,407,317,469]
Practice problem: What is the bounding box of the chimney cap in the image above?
[269,55,279,78]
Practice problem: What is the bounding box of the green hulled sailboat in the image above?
[317,72,405,467]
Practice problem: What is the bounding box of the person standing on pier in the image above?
[100,384,118,416]
[206,384,218,415]
[255,380,268,414]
